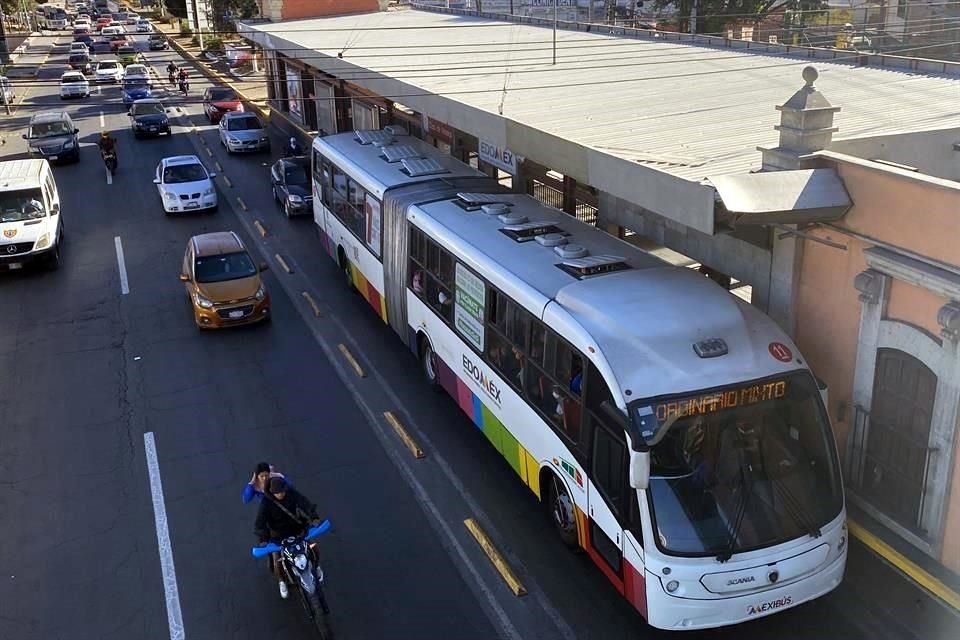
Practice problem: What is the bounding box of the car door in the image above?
[181,243,194,297]
[218,117,227,144]
[270,162,285,199]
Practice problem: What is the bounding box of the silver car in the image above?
[218,112,270,154]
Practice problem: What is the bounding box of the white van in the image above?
[101,25,124,37]
[0,159,64,270]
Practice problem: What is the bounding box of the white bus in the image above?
[311,130,847,630]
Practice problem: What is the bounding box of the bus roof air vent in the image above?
[355,130,394,146]
[384,124,408,136]
[453,193,513,212]
[554,244,589,260]
[381,144,422,163]
[480,203,511,216]
[499,222,567,243]
[498,212,529,225]
[693,338,729,358]
[557,254,632,279]
[535,232,568,248]
[401,157,450,177]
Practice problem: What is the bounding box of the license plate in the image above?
[7,262,22,270]
[185,202,199,209]
[49,155,58,161]
[149,127,157,132]
[228,310,244,319]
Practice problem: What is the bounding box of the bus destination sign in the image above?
[654,380,787,425]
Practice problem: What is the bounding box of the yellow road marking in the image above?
[337,343,366,378]
[383,411,425,459]
[253,220,267,237]
[301,291,322,317]
[236,197,248,211]
[464,519,527,597]
[274,253,292,274]
[848,519,960,611]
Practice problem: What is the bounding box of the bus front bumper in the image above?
[645,550,846,631]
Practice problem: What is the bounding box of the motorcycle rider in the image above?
[177,67,189,95]
[166,61,178,85]
[97,130,117,166]
[255,477,323,601]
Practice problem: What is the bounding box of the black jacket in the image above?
[254,488,319,543]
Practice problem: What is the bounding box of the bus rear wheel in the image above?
[548,474,579,549]
[420,338,441,391]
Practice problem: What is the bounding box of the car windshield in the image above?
[119,47,134,54]
[284,163,310,186]
[163,163,207,183]
[208,88,236,102]
[227,117,261,131]
[68,54,88,62]
[29,120,72,138]
[132,102,164,116]
[194,251,257,283]
[99,62,118,70]
[62,74,85,83]
[639,371,843,557]
[0,188,46,222]
[124,79,148,89]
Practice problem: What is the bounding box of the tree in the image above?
[653,0,826,35]
[209,0,259,32]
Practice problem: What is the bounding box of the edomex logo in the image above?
[462,354,502,406]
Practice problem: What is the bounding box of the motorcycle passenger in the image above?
[242,462,289,504]
[255,477,322,600]
[97,130,117,165]
[287,137,302,157]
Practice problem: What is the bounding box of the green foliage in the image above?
[653,0,829,34]
[180,23,193,37]
[204,37,224,52]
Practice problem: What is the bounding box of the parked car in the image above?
[218,112,270,154]
[67,52,94,74]
[179,231,270,329]
[117,44,138,65]
[59,71,90,99]
[22,111,80,164]
[94,59,123,83]
[136,19,150,33]
[154,155,218,214]
[122,77,151,104]
[129,98,170,138]
[269,156,313,217]
[148,33,168,50]
[203,87,243,123]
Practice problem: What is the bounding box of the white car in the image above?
[126,15,139,25]
[59,71,90,99]
[75,18,91,29]
[136,19,150,32]
[154,156,218,214]
[123,63,150,81]
[69,42,89,54]
[94,59,123,83]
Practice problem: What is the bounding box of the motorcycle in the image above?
[101,149,117,175]
[178,78,189,98]
[252,520,333,638]
[168,70,177,85]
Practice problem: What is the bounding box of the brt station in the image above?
[238,5,960,339]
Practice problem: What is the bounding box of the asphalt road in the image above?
[0,25,949,640]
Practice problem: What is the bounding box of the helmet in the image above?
[289,137,297,146]
[100,130,109,138]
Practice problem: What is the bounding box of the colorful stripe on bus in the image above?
[414,327,648,618]
[319,225,388,323]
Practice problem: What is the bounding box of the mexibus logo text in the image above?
[462,354,502,405]
[747,595,793,616]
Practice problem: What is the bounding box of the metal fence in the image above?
[531,180,599,226]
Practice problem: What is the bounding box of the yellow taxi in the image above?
[179,231,270,328]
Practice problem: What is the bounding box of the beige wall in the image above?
[793,157,960,571]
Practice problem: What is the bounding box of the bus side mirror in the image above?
[629,450,650,490]
[816,376,829,412]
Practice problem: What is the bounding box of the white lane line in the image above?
[99,110,105,128]
[144,432,186,640]
[114,236,129,295]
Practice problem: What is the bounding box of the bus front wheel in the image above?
[548,474,580,549]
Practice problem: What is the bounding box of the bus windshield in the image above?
[636,371,843,558]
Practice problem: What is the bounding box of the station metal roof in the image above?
[241,8,960,232]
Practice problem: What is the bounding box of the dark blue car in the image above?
[122,78,152,105]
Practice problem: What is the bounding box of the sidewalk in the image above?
[2,32,49,79]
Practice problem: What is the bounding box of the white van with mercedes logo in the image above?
[0,159,64,271]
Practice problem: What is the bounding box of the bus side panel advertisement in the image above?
[454,263,485,352]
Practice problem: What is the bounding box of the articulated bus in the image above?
[311,129,847,630]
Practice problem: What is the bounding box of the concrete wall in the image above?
[829,128,960,181]
[792,155,960,571]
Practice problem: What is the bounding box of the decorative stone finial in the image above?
[802,66,818,88]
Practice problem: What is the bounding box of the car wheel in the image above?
[46,242,62,271]
[284,200,292,218]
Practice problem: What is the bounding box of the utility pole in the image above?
[553,0,557,65]
[690,0,699,34]
[0,6,10,68]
